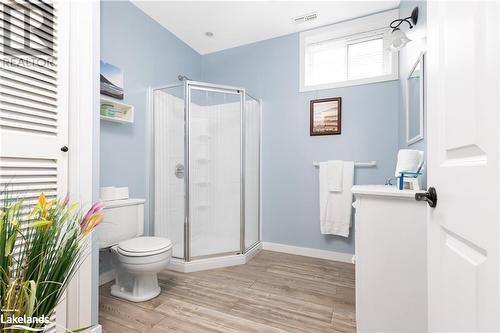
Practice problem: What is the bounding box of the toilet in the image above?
[99,198,172,302]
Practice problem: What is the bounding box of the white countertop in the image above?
[351,185,424,198]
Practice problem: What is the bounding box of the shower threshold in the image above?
[167,242,262,273]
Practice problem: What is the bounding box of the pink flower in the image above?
[80,201,104,233]
[63,193,70,206]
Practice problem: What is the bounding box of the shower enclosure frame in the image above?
[150,80,262,264]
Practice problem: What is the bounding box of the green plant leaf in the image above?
[27,219,53,229]
[4,231,17,257]
[26,280,37,317]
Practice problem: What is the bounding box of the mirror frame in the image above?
[406,52,425,145]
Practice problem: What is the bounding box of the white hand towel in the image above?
[319,161,354,237]
[326,160,343,192]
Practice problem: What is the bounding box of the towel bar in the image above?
[313,161,377,168]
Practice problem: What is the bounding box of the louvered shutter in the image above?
[0,1,69,332]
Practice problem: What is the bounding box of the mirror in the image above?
[406,53,424,145]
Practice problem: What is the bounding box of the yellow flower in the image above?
[38,192,46,207]
[81,212,103,235]
[46,199,56,209]
[37,192,49,219]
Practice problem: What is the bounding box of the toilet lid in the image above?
[118,237,172,257]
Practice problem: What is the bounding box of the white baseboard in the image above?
[262,242,354,264]
[90,324,102,333]
[99,269,115,286]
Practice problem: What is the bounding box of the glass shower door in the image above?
[245,95,260,251]
[153,85,186,259]
[188,86,242,258]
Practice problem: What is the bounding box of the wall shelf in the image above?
[100,97,134,123]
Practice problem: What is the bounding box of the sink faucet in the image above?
[385,177,396,186]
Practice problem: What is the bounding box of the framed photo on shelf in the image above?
[310,97,342,136]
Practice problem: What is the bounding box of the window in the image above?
[300,9,399,91]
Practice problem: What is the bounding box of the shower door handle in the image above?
[175,163,185,179]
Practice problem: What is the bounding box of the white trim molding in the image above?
[262,242,354,264]
[90,325,102,333]
[99,270,116,286]
[66,0,100,331]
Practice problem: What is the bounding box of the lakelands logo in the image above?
[0,312,51,331]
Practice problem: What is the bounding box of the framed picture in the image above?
[100,61,124,100]
[310,97,341,136]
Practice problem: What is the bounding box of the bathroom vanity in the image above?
[352,185,427,332]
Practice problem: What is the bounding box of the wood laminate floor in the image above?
[99,250,356,333]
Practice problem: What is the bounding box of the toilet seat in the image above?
[117,236,172,257]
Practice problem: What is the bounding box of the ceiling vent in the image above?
[293,12,318,24]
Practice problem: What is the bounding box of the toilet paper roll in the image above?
[395,149,424,177]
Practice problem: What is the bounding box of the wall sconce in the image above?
[384,7,419,52]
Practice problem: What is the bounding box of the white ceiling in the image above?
[132,1,400,55]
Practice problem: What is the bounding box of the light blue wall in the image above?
[202,33,401,254]
[100,0,201,234]
[100,2,403,257]
[99,0,201,276]
[398,0,427,185]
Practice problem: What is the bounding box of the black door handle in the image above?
[61,146,69,152]
[415,187,437,208]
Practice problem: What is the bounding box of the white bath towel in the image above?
[319,161,354,237]
[326,160,343,192]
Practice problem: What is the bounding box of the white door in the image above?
[427,1,499,331]
[0,1,69,331]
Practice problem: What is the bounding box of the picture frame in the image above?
[100,60,124,100]
[310,97,342,136]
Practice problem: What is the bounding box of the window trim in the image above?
[299,9,399,92]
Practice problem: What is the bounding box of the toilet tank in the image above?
[98,198,146,249]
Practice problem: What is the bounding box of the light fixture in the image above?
[205,32,214,37]
[383,28,411,52]
[384,7,418,52]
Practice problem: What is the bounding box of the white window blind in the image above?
[347,37,386,80]
[305,39,346,86]
[299,9,399,91]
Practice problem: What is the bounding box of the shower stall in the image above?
[152,80,261,270]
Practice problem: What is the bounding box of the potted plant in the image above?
[0,193,103,332]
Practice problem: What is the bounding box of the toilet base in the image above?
[108,243,172,303]
[110,247,170,303]
[110,281,160,302]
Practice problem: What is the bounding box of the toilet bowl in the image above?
[99,197,172,302]
[110,236,172,302]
